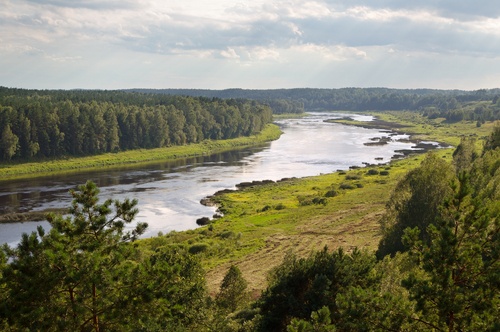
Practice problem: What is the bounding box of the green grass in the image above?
[5,111,493,295]
[140,149,453,294]
[0,124,282,181]
[329,111,494,147]
[138,112,493,295]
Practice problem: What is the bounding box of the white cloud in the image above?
[220,48,240,59]
[1,0,499,90]
[248,47,281,61]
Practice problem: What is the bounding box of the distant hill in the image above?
[126,87,500,112]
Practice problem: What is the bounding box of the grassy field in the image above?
[0,124,282,181]
[139,112,496,296]
[4,111,493,296]
[140,150,452,296]
[329,111,495,146]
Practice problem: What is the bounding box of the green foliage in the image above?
[452,136,478,174]
[484,122,500,152]
[375,135,500,330]
[129,87,500,114]
[275,203,287,210]
[297,196,327,206]
[255,247,378,332]
[0,88,273,162]
[216,265,249,313]
[377,153,456,258]
[189,242,210,254]
[0,181,208,331]
[345,174,361,180]
[287,306,336,332]
[366,169,379,175]
[324,190,337,197]
[402,154,500,330]
[0,124,19,160]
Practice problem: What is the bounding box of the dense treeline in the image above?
[1,126,499,331]
[421,97,500,123]
[0,87,272,161]
[129,87,500,116]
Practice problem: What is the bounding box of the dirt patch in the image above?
[206,207,385,296]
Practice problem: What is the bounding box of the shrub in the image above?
[196,217,211,226]
[366,169,379,175]
[324,190,337,197]
[260,205,272,212]
[219,231,234,239]
[299,199,313,206]
[188,243,209,254]
[380,170,390,176]
[312,197,327,205]
[345,174,361,180]
[355,183,364,188]
[275,203,286,210]
[339,183,356,190]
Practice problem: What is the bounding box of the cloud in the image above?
[1,0,499,89]
[23,0,141,10]
[334,0,500,19]
[220,48,240,59]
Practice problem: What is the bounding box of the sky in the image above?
[1,0,500,90]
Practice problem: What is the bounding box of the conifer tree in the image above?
[216,265,248,313]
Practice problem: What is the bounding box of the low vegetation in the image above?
[1,102,499,330]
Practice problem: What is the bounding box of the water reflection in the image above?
[0,112,428,245]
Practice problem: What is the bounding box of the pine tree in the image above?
[402,150,500,331]
[216,265,248,312]
[0,124,19,160]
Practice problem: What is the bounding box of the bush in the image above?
[275,203,286,210]
[366,169,379,175]
[188,243,209,254]
[324,190,337,197]
[298,196,326,206]
[346,174,361,180]
[260,205,272,212]
[196,217,211,226]
[355,183,364,188]
[218,230,234,239]
[380,170,390,176]
[312,197,327,206]
[339,183,356,190]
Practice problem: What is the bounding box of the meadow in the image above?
[139,112,494,295]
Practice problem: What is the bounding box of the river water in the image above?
[0,112,431,246]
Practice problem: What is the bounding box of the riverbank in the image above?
[326,111,495,146]
[139,112,494,295]
[0,124,282,182]
[140,149,453,296]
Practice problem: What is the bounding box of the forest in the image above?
[0,87,272,162]
[130,87,500,122]
[2,86,500,162]
[0,124,499,331]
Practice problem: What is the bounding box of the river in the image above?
[0,112,434,246]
